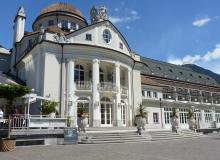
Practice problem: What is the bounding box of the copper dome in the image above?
[40,3,84,18]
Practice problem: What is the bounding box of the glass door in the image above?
[121,103,126,126]
[101,102,113,127]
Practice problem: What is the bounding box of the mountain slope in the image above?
[183,64,220,85]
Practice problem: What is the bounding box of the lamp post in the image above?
[27,88,35,121]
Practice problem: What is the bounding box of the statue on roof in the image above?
[90,5,107,24]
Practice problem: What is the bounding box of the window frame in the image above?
[85,33,92,41]
[153,112,159,124]
[48,20,54,26]
[103,29,112,43]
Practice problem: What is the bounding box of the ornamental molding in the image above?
[53,33,70,43]
[90,5,107,24]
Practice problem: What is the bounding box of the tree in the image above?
[41,100,58,115]
[0,84,31,138]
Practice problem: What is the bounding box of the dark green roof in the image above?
[140,57,219,87]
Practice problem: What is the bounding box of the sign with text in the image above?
[63,128,78,145]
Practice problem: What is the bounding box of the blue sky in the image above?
[1,0,220,74]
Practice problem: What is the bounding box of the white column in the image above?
[200,109,205,129]
[67,59,76,127]
[92,59,101,127]
[212,108,216,122]
[127,68,132,126]
[115,62,122,126]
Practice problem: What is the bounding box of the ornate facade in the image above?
[8,3,220,129]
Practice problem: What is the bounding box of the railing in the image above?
[162,93,176,100]
[202,98,212,103]
[177,95,190,101]
[0,114,68,130]
[121,86,128,95]
[191,96,201,102]
[75,81,92,90]
[0,115,27,129]
[98,82,117,92]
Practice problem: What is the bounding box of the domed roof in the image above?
[40,3,84,18]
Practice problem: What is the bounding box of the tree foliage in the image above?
[136,104,147,118]
[0,84,31,138]
[0,84,31,114]
[41,100,58,115]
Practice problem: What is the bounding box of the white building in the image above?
[8,3,220,129]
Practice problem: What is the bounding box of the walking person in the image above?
[0,108,4,128]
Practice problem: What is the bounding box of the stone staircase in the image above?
[149,130,203,141]
[79,131,151,144]
[79,129,204,144]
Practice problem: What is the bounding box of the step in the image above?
[16,139,44,146]
[80,139,149,144]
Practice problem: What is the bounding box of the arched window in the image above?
[103,29,112,43]
[74,65,84,82]
[99,68,104,82]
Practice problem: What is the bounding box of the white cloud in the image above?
[109,15,140,24]
[167,43,220,74]
[202,43,220,61]
[168,43,220,65]
[126,26,131,30]
[114,8,119,12]
[168,55,201,65]
[192,17,211,27]
[131,10,137,16]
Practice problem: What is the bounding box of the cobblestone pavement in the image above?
[1,134,220,160]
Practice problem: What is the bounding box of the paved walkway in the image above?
[1,134,220,160]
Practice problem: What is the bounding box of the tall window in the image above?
[164,107,172,124]
[153,92,158,98]
[61,20,68,29]
[48,20,54,26]
[99,68,104,82]
[153,112,159,124]
[147,91,151,97]
[179,108,188,124]
[103,29,112,43]
[205,110,212,123]
[74,65,84,82]
[70,22,76,30]
[216,110,220,123]
[194,109,201,121]
[142,90,145,97]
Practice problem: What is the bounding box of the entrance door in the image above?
[121,102,126,126]
[77,98,90,126]
[101,97,113,127]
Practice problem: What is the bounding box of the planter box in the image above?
[0,138,16,152]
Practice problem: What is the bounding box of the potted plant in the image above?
[41,100,58,118]
[187,107,196,131]
[135,104,147,134]
[170,107,179,133]
[0,84,31,152]
[77,103,89,132]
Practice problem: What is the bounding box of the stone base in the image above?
[116,120,122,127]
[92,120,101,127]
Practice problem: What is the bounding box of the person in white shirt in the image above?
[0,108,4,127]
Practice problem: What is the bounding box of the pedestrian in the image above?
[0,108,4,128]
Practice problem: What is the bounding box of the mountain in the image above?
[182,64,220,85]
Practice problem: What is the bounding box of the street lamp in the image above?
[27,88,35,118]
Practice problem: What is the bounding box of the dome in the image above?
[32,3,87,32]
[40,3,84,18]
